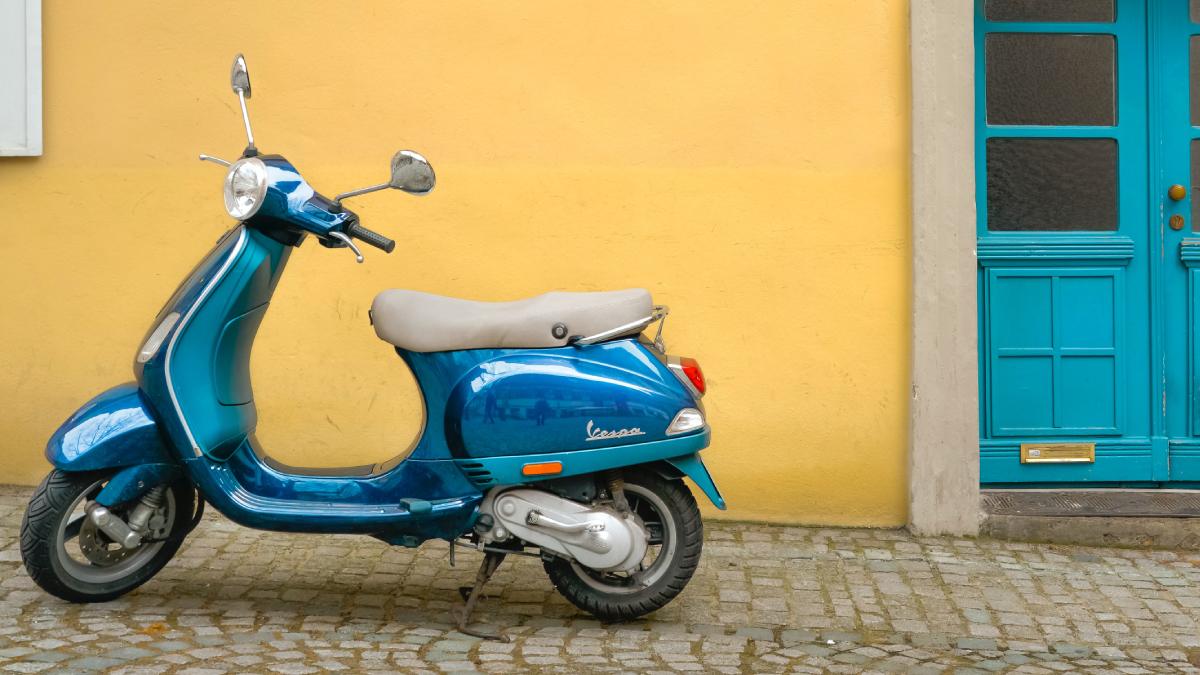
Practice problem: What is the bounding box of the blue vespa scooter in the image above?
[20,55,723,637]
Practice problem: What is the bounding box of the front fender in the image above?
[46,383,177,472]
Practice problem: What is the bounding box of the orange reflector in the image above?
[522,461,563,476]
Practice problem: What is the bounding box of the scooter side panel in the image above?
[137,226,290,460]
[438,340,698,459]
[45,383,178,472]
[136,225,247,456]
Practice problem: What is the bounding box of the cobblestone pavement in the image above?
[2,485,1200,673]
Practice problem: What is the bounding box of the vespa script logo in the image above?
[585,419,646,442]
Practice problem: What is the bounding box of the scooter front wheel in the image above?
[543,471,703,622]
[20,470,195,603]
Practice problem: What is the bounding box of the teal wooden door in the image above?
[977,0,1200,484]
[1158,0,1200,481]
[977,0,1154,483]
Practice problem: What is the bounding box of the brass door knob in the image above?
[1171,214,1186,230]
[1169,184,1188,201]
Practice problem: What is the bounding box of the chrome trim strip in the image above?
[164,226,248,457]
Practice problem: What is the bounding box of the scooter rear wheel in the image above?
[543,470,703,622]
[20,470,195,603]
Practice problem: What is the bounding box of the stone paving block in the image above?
[0,485,1198,672]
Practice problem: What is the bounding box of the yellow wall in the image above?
[0,1,911,526]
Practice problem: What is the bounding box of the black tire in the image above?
[20,469,195,603]
[543,470,702,622]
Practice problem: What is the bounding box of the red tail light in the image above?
[678,357,706,396]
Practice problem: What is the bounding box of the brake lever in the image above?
[198,154,232,167]
[326,231,364,263]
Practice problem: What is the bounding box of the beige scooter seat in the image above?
[370,288,653,352]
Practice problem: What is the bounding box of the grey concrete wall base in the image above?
[983,515,1200,550]
[908,0,980,536]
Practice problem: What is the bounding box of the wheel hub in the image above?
[77,500,170,566]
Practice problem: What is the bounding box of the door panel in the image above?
[985,269,1124,437]
[976,0,1152,483]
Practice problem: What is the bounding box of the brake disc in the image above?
[77,519,137,566]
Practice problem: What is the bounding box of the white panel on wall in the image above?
[0,0,41,156]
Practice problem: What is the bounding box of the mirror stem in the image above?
[237,89,256,153]
[332,183,390,208]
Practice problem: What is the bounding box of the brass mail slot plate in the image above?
[1020,442,1095,464]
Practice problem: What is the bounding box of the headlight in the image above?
[223,157,268,220]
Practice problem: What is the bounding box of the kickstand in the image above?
[453,550,509,642]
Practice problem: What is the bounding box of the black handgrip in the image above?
[347,222,396,253]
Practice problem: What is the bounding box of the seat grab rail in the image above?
[572,305,669,348]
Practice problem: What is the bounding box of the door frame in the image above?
[909,0,1196,533]
[909,0,980,535]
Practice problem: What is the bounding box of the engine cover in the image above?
[486,489,648,572]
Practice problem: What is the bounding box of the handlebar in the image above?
[346,222,395,253]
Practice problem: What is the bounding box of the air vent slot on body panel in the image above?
[457,460,496,488]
